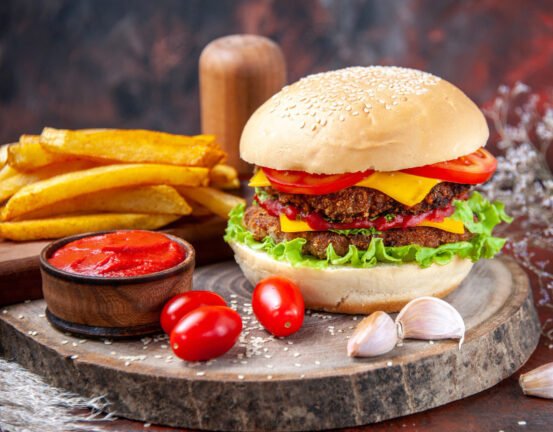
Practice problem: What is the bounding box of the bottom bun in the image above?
[229,241,474,314]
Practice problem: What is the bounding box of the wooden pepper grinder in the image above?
[199,35,286,175]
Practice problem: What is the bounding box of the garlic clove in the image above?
[347,311,398,357]
[395,296,465,348]
[520,362,553,399]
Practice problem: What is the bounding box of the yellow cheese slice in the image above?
[249,170,441,207]
[416,218,465,234]
[279,214,464,234]
[355,172,441,207]
[279,214,312,232]
[248,170,271,187]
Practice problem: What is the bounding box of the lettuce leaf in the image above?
[224,192,511,269]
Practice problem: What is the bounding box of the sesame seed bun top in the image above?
[240,66,489,174]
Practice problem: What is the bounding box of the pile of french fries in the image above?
[0,128,245,241]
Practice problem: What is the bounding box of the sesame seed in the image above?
[196,371,205,376]
[237,375,245,380]
[70,355,79,360]
[387,361,393,367]
[518,420,527,425]
[61,340,68,345]
[267,375,273,380]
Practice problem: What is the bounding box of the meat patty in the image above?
[244,206,472,259]
[261,182,470,222]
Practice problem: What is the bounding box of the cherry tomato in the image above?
[262,167,374,195]
[170,306,242,362]
[161,291,227,335]
[401,148,497,184]
[252,276,305,337]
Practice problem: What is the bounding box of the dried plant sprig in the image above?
[0,358,114,432]
[482,82,553,342]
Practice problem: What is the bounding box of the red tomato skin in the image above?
[161,291,227,335]
[252,276,305,337]
[401,148,497,184]
[170,306,242,362]
[262,167,373,195]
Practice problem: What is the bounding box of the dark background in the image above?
[0,0,552,143]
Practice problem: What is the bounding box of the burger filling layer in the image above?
[225,169,511,269]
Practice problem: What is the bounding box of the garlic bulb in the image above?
[395,296,465,348]
[520,362,553,399]
[347,311,398,357]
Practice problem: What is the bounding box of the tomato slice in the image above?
[401,148,497,184]
[262,167,374,195]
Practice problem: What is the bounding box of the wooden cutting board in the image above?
[0,215,232,306]
[0,256,540,431]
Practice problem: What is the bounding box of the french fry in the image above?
[16,185,192,220]
[177,187,245,219]
[188,201,212,217]
[0,213,180,241]
[2,164,208,221]
[0,144,9,168]
[41,128,225,168]
[0,164,17,183]
[8,135,74,171]
[209,164,240,189]
[0,160,97,204]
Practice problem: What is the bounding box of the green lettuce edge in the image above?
[224,192,512,269]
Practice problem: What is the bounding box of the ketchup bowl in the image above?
[40,230,195,339]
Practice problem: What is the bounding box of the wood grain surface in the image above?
[0,256,540,431]
[0,215,232,307]
[199,34,286,174]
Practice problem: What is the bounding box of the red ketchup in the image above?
[256,196,454,231]
[49,230,185,277]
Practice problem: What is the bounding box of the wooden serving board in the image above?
[0,215,231,306]
[0,256,540,431]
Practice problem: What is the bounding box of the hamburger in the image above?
[225,66,511,314]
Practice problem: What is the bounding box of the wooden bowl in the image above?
[40,230,195,339]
